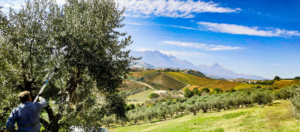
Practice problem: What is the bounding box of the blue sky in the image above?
[1,0,300,79]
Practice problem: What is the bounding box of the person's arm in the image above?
[6,110,16,132]
[34,96,48,110]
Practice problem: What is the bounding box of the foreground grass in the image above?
[127,89,157,104]
[109,100,300,132]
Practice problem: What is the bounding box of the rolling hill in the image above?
[119,80,147,91]
[273,80,300,88]
[128,71,158,80]
[142,73,187,90]
[165,72,214,86]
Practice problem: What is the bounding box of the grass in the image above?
[129,70,158,78]
[234,83,266,90]
[165,72,214,86]
[108,100,300,132]
[272,80,300,88]
[119,80,146,91]
[142,73,186,90]
[127,89,157,104]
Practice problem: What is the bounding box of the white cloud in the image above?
[272,64,281,66]
[197,22,300,37]
[163,40,241,51]
[116,0,240,18]
[137,48,210,58]
[167,25,196,30]
[126,22,145,25]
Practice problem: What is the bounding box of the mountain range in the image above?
[130,50,267,80]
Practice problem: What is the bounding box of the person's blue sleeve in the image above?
[34,96,47,110]
[6,110,15,132]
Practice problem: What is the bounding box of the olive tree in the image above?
[157,106,168,120]
[290,84,300,119]
[0,0,136,131]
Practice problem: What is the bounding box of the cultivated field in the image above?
[198,80,240,91]
[273,80,300,88]
[165,72,214,86]
[108,100,299,132]
[119,80,147,91]
[142,73,187,90]
[128,71,158,78]
[233,83,266,89]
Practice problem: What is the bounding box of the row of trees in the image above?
[100,84,300,127]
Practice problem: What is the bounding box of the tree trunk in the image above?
[40,106,61,132]
[203,109,207,113]
[193,111,196,116]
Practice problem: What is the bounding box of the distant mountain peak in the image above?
[211,63,220,67]
[130,50,267,80]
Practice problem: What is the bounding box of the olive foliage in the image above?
[0,0,136,131]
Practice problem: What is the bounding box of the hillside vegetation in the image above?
[142,73,187,90]
[129,71,158,79]
[166,72,214,86]
[127,90,157,104]
[109,100,299,132]
[234,83,266,90]
[273,80,300,88]
[198,80,240,91]
[119,80,146,91]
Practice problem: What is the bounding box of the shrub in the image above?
[229,88,236,93]
[184,88,193,98]
[149,93,160,99]
[212,88,223,94]
[257,86,262,88]
[251,92,265,105]
[200,87,210,93]
[192,88,199,95]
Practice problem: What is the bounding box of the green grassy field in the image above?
[166,72,214,86]
[108,100,300,132]
[142,73,186,90]
[127,89,157,104]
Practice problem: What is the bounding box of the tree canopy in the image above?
[0,0,137,131]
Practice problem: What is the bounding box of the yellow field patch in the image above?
[199,80,240,91]
[273,80,300,88]
[234,83,266,89]
[166,72,214,86]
